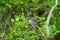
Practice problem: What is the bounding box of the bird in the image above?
[28,15,40,29]
[28,15,44,40]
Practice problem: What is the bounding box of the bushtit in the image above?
[28,15,40,28]
[28,15,44,40]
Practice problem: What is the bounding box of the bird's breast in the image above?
[29,19,37,25]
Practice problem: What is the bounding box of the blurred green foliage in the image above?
[0,0,60,40]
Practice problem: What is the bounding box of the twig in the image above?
[0,22,7,40]
[46,0,58,37]
[0,14,11,40]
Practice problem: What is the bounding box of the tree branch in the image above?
[46,0,58,37]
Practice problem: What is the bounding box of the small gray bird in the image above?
[28,15,40,28]
[28,15,44,40]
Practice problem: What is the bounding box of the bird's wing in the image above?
[32,18,40,23]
